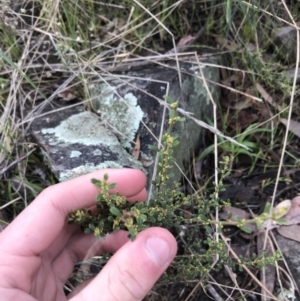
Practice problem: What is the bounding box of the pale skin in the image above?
[0,169,177,301]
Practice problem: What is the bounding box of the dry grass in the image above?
[1,0,300,300]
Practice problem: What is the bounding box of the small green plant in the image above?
[68,96,283,288]
[199,123,270,162]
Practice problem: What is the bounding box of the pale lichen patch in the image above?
[90,84,144,148]
[70,150,82,158]
[93,149,102,156]
[41,111,119,146]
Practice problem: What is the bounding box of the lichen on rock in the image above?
[41,111,119,146]
[90,83,144,148]
[34,105,144,182]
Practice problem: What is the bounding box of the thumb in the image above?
[71,227,177,301]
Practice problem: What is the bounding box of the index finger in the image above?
[0,169,147,255]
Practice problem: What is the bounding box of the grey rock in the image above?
[31,103,144,182]
[285,68,300,84]
[273,232,300,292]
[272,24,300,62]
[30,55,219,185]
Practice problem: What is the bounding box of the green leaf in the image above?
[148,145,160,152]
[137,214,147,223]
[256,219,264,229]
[95,195,103,202]
[240,225,253,233]
[164,95,174,104]
[235,216,242,222]
[84,228,93,234]
[104,174,109,181]
[241,141,258,149]
[205,225,213,234]
[91,178,101,187]
[226,0,232,24]
[198,145,214,160]
[128,227,137,241]
[263,202,272,214]
[108,183,117,190]
[109,206,122,217]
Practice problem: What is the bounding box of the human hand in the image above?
[0,169,177,301]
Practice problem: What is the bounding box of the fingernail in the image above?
[144,236,171,267]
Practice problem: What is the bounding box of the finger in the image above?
[126,188,147,202]
[0,169,146,256]
[70,227,177,301]
[53,230,130,283]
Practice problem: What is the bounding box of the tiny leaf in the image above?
[108,183,117,190]
[240,225,253,233]
[109,206,122,217]
[148,145,160,152]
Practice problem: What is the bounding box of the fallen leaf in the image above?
[280,119,300,139]
[256,83,282,111]
[221,74,237,86]
[220,206,250,220]
[222,98,253,110]
[177,35,195,47]
[276,224,300,242]
[215,35,239,52]
[58,88,77,101]
[132,135,140,160]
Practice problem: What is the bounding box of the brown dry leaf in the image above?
[221,74,237,85]
[277,224,300,242]
[177,35,195,47]
[132,135,140,160]
[221,90,253,110]
[215,35,239,52]
[228,99,253,110]
[256,83,282,111]
[257,232,276,299]
[280,119,300,139]
[281,196,300,225]
[220,206,250,220]
[58,88,77,101]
